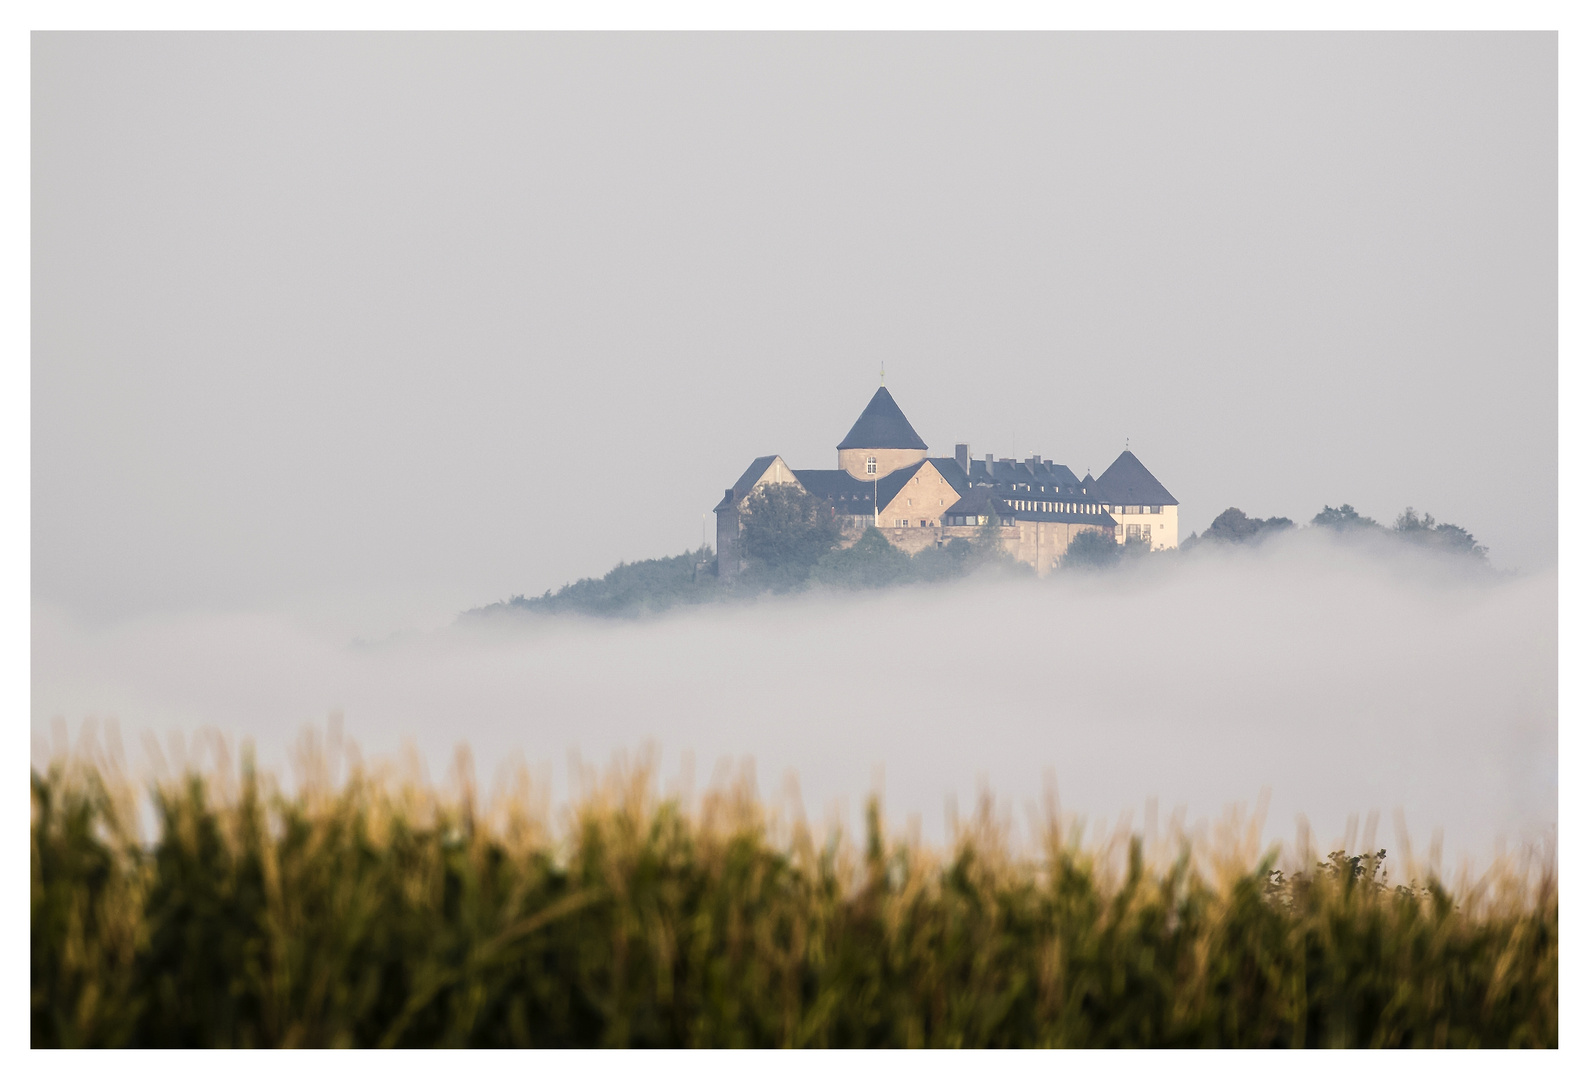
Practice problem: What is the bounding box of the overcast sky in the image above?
[33,33,1556,626]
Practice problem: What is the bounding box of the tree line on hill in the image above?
[468,490,1488,621]
[1183,503,1488,560]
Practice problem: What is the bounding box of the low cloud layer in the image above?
[33,530,1555,873]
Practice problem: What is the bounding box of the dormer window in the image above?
[866,456,877,475]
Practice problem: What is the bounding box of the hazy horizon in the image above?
[33,33,1555,633]
[31,34,1557,870]
[34,532,1556,871]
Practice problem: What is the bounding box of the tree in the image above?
[1311,504,1381,531]
[975,507,1007,555]
[481,546,721,618]
[1061,528,1121,570]
[960,503,1031,575]
[738,484,842,591]
[1199,507,1294,544]
[810,527,914,590]
[911,537,977,582]
[1393,506,1488,560]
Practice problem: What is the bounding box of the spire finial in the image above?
[880,362,886,387]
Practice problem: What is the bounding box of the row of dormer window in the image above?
[1005,500,1100,515]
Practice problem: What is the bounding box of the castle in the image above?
[714,384,1180,578]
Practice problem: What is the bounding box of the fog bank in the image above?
[33,532,1556,872]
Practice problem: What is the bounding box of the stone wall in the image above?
[875,461,961,528]
[936,521,1113,575]
[713,457,803,580]
[838,446,927,480]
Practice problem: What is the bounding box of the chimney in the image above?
[985,453,993,465]
[724,488,733,502]
[954,443,969,475]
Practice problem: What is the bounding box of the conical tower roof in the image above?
[836,386,928,451]
[1093,450,1178,505]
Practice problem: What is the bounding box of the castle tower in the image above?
[836,386,929,480]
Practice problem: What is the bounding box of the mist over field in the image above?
[33,530,1556,873]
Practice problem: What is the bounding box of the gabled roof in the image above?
[713,455,798,512]
[792,468,873,509]
[944,487,1010,516]
[874,461,929,511]
[1092,450,1178,506]
[836,387,929,451]
[924,457,971,496]
[795,458,968,518]
[874,458,975,520]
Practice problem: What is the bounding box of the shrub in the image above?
[1061,528,1121,570]
[811,527,914,589]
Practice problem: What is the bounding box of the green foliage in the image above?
[32,758,1557,1048]
[1305,504,1489,562]
[472,495,1492,622]
[975,508,1006,550]
[1393,507,1489,560]
[482,547,719,619]
[1193,507,1297,545]
[909,537,980,582]
[1311,504,1381,530]
[811,527,914,590]
[1061,528,1122,570]
[31,769,146,1048]
[738,485,843,593]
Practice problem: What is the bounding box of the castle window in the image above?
[867,456,877,474]
[1151,506,1163,514]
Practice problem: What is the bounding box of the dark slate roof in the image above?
[874,464,925,510]
[1092,450,1178,507]
[713,454,782,511]
[944,485,1116,526]
[924,457,971,496]
[836,387,929,450]
[795,459,967,518]
[792,468,874,512]
[943,488,1010,516]
[966,456,1086,497]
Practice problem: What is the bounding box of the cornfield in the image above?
[31,729,1556,1048]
